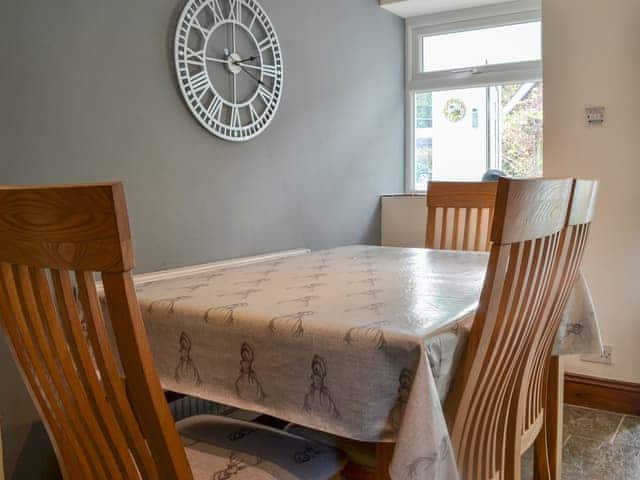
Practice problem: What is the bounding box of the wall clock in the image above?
[174,0,284,142]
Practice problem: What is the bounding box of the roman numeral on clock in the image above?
[207,0,225,23]
[231,107,242,129]
[190,71,210,99]
[258,37,271,52]
[261,65,276,78]
[191,17,210,37]
[229,0,242,21]
[207,95,223,121]
[185,48,205,66]
[258,85,274,105]
[249,104,260,124]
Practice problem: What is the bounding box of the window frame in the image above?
[405,0,542,193]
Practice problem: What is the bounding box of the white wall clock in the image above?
[174,0,284,142]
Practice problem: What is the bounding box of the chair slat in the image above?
[75,270,160,480]
[440,208,449,250]
[452,208,460,250]
[463,208,473,250]
[103,271,192,479]
[425,206,437,248]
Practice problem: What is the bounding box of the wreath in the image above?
[444,98,467,123]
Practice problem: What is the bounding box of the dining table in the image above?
[126,245,602,480]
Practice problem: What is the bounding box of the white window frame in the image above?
[405,0,542,193]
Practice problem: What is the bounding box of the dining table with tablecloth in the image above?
[124,245,602,480]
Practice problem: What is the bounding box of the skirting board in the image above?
[96,248,311,292]
[565,373,640,416]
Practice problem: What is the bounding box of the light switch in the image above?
[586,106,605,126]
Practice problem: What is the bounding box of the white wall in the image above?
[543,0,640,383]
[381,195,427,247]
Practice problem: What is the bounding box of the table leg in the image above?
[546,356,564,480]
[375,443,394,480]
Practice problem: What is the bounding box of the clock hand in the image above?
[205,56,229,64]
[232,20,236,53]
[232,56,257,64]
[239,67,265,86]
[233,74,237,104]
[235,62,263,72]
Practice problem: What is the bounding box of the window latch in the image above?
[451,68,483,75]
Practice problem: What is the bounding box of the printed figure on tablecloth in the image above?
[235,343,266,402]
[175,332,202,386]
[294,444,323,464]
[407,436,450,480]
[212,452,262,480]
[344,320,388,350]
[304,355,340,419]
[558,322,584,348]
[426,339,444,382]
[204,303,248,324]
[147,296,191,314]
[269,311,313,337]
[390,368,414,430]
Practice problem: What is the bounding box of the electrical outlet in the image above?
[586,106,605,126]
[580,344,613,365]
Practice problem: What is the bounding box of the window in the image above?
[406,4,542,191]
[421,22,541,73]
[413,82,543,190]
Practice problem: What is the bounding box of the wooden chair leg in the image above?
[545,357,564,480]
[375,443,394,480]
[534,426,552,480]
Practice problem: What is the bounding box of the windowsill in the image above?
[381,192,426,197]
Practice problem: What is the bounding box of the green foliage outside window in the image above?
[416,92,433,128]
[415,138,433,187]
[501,83,543,177]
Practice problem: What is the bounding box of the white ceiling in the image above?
[380,0,521,18]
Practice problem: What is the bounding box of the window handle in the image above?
[451,68,483,75]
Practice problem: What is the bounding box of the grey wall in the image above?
[0,0,404,477]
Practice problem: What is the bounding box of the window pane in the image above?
[414,82,543,190]
[500,82,543,177]
[422,22,541,73]
[414,88,488,190]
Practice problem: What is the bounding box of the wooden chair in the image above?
[444,178,598,480]
[425,181,498,251]
[0,183,346,480]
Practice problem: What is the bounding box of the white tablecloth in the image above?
[131,246,601,480]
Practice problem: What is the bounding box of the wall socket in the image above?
[580,344,613,365]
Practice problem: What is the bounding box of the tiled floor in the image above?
[522,404,640,480]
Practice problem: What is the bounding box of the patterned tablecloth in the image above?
[134,246,602,480]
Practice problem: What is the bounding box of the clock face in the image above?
[175,0,283,142]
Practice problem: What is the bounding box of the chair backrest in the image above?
[444,178,598,480]
[425,181,498,251]
[0,184,192,479]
